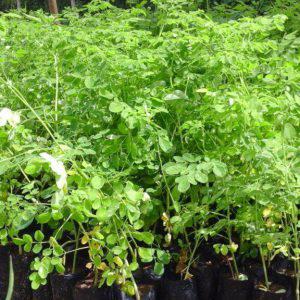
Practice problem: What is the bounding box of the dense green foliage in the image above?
[1,0,299,34]
[0,0,299,296]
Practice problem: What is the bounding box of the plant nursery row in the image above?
[0,1,299,299]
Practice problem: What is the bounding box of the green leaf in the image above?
[175,175,190,193]
[51,257,62,265]
[106,273,117,286]
[109,101,124,113]
[12,238,24,246]
[92,198,102,210]
[132,232,154,245]
[96,208,109,221]
[36,212,51,224]
[129,261,139,271]
[154,262,164,276]
[113,256,123,267]
[38,264,49,279]
[283,123,296,140]
[55,263,65,274]
[91,176,105,189]
[106,234,118,245]
[195,170,208,183]
[34,230,44,242]
[125,187,142,202]
[84,76,95,89]
[23,234,33,244]
[33,244,43,254]
[213,244,220,254]
[31,280,40,290]
[138,247,154,262]
[157,250,170,264]
[220,244,228,256]
[53,244,64,257]
[164,90,187,101]
[133,220,144,230]
[165,163,185,175]
[142,232,154,245]
[213,162,227,178]
[158,134,173,153]
[182,153,198,162]
[24,243,32,253]
[24,161,41,175]
[0,161,12,175]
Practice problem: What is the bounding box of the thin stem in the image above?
[185,231,201,279]
[8,148,30,183]
[125,259,140,300]
[54,214,73,239]
[5,255,14,300]
[226,201,239,279]
[259,246,270,290]
[227,257,235,279]
[157,144,177,213]
[93,267,99,288]
[231,252,239,280]
[65,246,89,254]
[2,79,57,143]
[72,222,80,274]
[184,230,192,255]
[54,54,59,132]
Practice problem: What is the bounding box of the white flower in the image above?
[196,88,208,93]
[0,108,21,127]
[40,152,67,190]
[106,134,120,140]
[229,98,234,106]
[143,192,151,201]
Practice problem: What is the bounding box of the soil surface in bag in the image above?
[10,248,33,300]
[116,284,157,300]
[192,261,218,300]
[216,272,253,300]
[246,263,265,283]
[270,258,296,299]
[158,275,199,300]
[0,246,9,300]
[51,272,84,300]
[134,265,162,285]
[253,283,290,300]
[32,282,53,300]
[73,277,115,300]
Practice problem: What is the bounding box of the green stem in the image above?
[157,145,176,213]
[227,203,239,279]
[292,203,300,300]
[231,252,239,280]
[125,259,140,300]
[2,78,57,143]
[259,246,270,290]
[185,231,201,279]
[5,255,14,300]
[54,54,59,132]
[93,267,98,288]
[206,0,209,11]
[72,223,80,274]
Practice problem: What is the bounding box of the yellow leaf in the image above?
[86,262,93,269]
[81,234,89,245]
[98,262,108,271]
[267,242,273,251]
[263,207,272,218]
[113,256,123,267]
